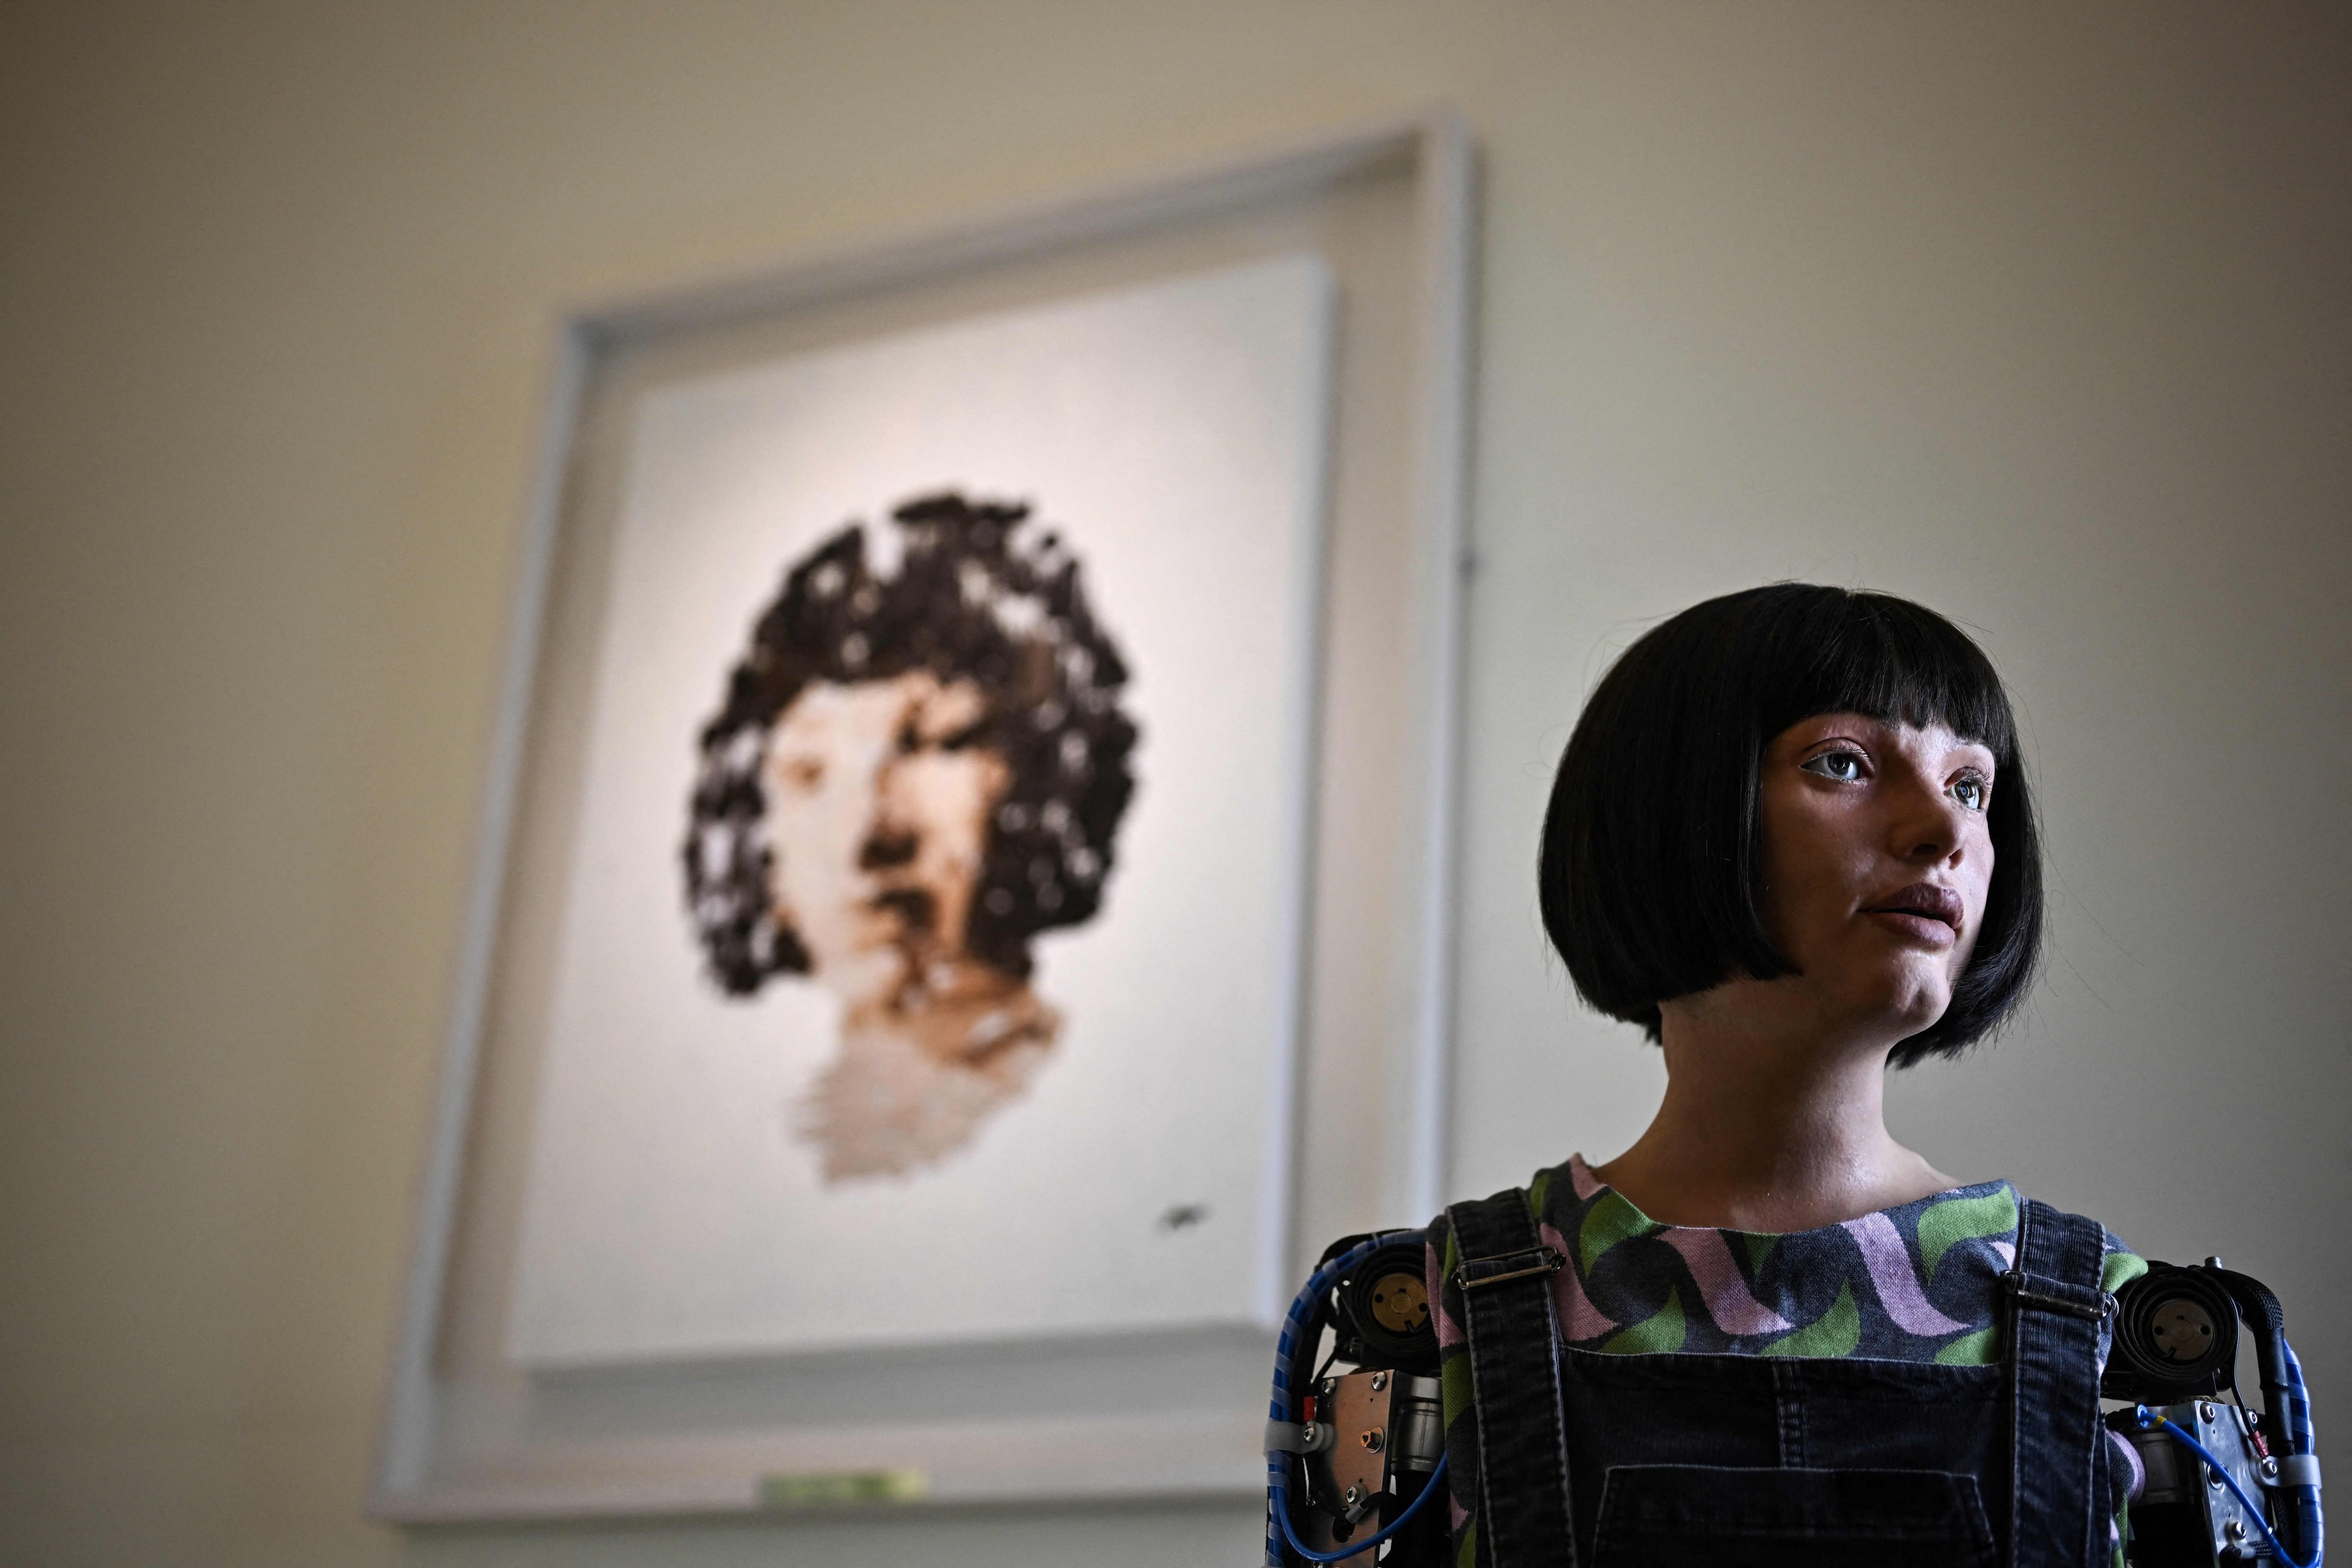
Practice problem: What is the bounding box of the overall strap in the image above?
[2007,1197,2115,1568]
[1447,1187,1577,1568]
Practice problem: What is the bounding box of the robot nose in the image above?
[859,827,918,870]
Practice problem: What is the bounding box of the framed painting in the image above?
[376,109,1474,1521]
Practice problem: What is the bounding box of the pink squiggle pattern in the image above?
[1451,1493,1470,1532]
[1990,1239,2016,1271]
[1538,1219,1619,1341]
[1842,1211,1969,1336]
[1661,1227,1793,1335]
[1427,1241,1465,1349]
[1568,1153,1605,1200]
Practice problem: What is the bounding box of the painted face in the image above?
[1754,712,1997,1038]
[760,671,1009,1005]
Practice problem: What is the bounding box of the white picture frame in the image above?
[373,107,1476,1523]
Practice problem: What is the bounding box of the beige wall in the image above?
[2,3,2345,1563]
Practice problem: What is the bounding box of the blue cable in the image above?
[2139,1405,2322,1568]
[1265,1232,1449,1565]
[1266,1238,1381,1566]
[1275,1453,1449,1563]
[2281,1337,2326,1568]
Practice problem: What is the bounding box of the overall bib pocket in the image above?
[1590,1462,1997,1567]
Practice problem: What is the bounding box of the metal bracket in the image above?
[1265,1419,1334,1456]
[2273,1454,2322,1489]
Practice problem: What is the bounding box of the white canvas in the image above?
[507,255,1335,1365]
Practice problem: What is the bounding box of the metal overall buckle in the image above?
[1457,1245,1566,1292]
[2002,1268,2118,1322]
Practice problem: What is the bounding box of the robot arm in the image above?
[1264,1231,1450,1567]
[2103,1261,2323,1567]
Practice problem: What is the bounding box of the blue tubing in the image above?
[1265,1233,1447,1566]
[2139,1404,2322,1568]
[1275,1452,1450,1563]
[2281,1338,2325,1568]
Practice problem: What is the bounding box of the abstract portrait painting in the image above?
[507,256,1335,1364]
[682,492,1139,1179]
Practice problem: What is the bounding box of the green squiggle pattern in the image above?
[1762,1282,1859,1357]
[1601,1286,1687,1355]
[1578,1191,1660,1273]
[1917,1190,2018,1281]
[2102,1251,2149,1293]
[1525,1169,1552,1221]
[1936,1327,2001,1365]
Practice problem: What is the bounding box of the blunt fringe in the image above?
[1538,583,2043,1066]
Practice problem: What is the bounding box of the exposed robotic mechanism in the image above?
[2103,1258,2324,1567]
[1263,1241,2323,1567]
[1263,1232,1449,1566]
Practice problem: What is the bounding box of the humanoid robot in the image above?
[1263,585,2323,1568]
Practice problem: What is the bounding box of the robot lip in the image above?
[1862,882,1962,931]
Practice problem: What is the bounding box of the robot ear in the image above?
[1340,1239,1440,1370]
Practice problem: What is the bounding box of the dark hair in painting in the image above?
[684,492,1139,994]
[1538,583,2042,1065]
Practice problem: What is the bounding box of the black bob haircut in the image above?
[1539,584,2042,1067]
[683,492,1139,995]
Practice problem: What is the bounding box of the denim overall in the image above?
[1446,1187,2116,1567]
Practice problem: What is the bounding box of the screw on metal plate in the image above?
[2199,1401,2218,1423]
[2262,1457,2281,1479]
[1360,1429,1385,1452]
[1343,1483,1365,1508]
[1370,1371,1388,1391]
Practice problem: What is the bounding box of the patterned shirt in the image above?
[1423,1156,2146,1566]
